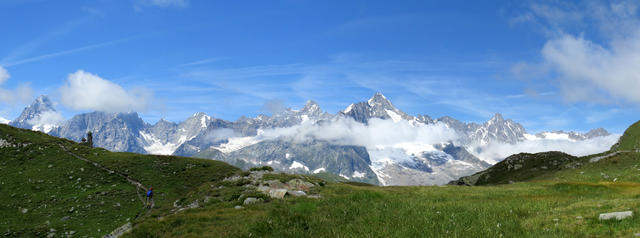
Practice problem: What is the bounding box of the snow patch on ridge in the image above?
[313,168,326,174]
[32,124,59,133]
[344,103,354,113]
[200,115,210,128]
[289,161,309,171]
[352,171,366,178]
[140,132,181,155]
[213,136,260,153]
[385,109,402,122]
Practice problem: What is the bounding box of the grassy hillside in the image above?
[0,124,239,237]
[611,120,640,151]
[450,151,582,186]
[122,151,640,238]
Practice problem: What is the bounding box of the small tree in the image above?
[87,131,93,148]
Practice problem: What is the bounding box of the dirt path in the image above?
[57,144,150,237]
[589,150,632,163]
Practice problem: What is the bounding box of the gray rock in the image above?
[243,197,260,205]
[288,190,307,197]
[234,205,244,210]
[60,216,70,221]
[269,189,288,199]
[599,211,633,220]
[287,179,315,190]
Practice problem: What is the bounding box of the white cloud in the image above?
[542,33,640,103]
[254,117,459,149]
[514,1,640,104]
[59,70,153,113]
[0,66,33,105]
[26,110,65,127]
[205,128,240,143]
[0,66,9,84]
[470,134,620,163]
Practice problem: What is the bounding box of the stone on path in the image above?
[599,211,633,221]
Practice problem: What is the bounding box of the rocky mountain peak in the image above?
[10,95,57,129]
[585,128,610,138]
[367,92,392,107]
[488,113,504,123]
[301,100,321,115]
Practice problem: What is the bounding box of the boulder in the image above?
[287,179,314,191]
[599,211,633,220]
[243,197,260,205]
[269,189,288,199]
[288,190,307,197]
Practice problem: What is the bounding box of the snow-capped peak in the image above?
[489,113,504,123]
[343,103,355,113]
[301,100,321,114]
[367,92,390,107]
[10,95,61,132]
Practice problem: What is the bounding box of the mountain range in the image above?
[7,93,613,185]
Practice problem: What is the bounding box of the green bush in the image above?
[249,166,274,172]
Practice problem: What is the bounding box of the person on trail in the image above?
[146,187,154,208]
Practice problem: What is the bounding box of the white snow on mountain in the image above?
[140,132,183,155]
[313,168,326,173]
[385,109,402,122]
[213,136,261,153]
[344,103,354,113]
[0,117,9,124]
[289,161,309,171]
[200,114,210,128]
[352,171,366,178]
[31,124,59,134]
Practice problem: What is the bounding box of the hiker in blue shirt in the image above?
[146,187,154,208]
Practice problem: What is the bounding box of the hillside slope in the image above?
[449,151,582,186]
[0,124,239,237]
[611,120,640,151]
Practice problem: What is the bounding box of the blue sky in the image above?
[1,0,640,133]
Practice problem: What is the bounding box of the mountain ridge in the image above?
[8,93,615,185]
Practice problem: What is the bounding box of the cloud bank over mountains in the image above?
[221,115,617,164]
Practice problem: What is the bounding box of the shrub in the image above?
[249,166,274,172]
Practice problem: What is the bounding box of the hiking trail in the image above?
[57,144,151,237]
